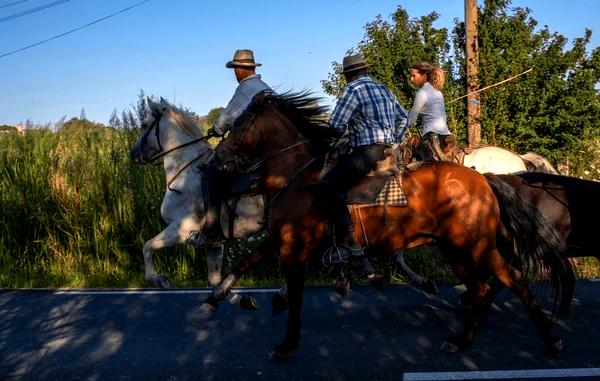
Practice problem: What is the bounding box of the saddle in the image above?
[407,134,476,166]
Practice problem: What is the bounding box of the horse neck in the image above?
[159,117,208,175]
[258,112,321,193]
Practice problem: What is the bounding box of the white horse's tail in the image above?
[520,152,558,174]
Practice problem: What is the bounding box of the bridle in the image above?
[137,112,216,193]
[137,112,214,164]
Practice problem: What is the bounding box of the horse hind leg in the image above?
[441,273,497,353]
[488,256,563,356]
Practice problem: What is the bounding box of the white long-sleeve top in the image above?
[213,74,272,135]
[408,82,450,135]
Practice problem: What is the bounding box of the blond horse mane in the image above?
[160,101,204,137]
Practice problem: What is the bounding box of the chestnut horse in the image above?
[453,172,600,305]
[201,93,574,361]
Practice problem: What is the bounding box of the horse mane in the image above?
[246,90,338,154]
[159,101,204,137]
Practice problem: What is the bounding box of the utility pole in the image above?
[465,0,481,147]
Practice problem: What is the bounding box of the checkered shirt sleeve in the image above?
[330,75,409,147]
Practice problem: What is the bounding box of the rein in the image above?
[139,113,217,193]
[266,157,317,208]
[245,139,310,172]
[140,114,215,164]
[243,137,316,208]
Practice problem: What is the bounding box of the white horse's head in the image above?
[130,98,205,164]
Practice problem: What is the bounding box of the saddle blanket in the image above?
[346,173,407,207]
[374,175,407,206]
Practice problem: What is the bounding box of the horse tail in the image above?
[484,173,575,318]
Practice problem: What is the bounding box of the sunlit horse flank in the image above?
[201,92,574,361]
[129,98,263,290]
[446,171,600,308]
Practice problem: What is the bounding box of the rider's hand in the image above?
[207,126,221,137]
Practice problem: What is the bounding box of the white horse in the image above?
[520,152,558,174]
[129,98,263,289]
[460,146,556,174]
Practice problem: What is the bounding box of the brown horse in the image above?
[449,172,599,306]
[200,93,574,361]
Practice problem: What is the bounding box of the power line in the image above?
[0,0,72,23]
[0,0,152,59]
[0,0,31,9]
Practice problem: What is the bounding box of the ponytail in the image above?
[430,67,445,90]
[412,61,445,90]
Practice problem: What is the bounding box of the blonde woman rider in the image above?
[408,61,455,161]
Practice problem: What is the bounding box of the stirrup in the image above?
[322,244,364,267]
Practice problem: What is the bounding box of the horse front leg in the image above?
[200,243,272,313]
[270,263,305,362]
[392,250,438,295]
[142,224,187,289]
[206,246,223,287]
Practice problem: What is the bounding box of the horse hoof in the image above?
[368,274,385,291]
[440,341,460,353]
[200,295,219,315]
[271,293,289,316]
[154,275,173,289]
[269,350,288,363]
[422,279,438,295]
[545,339,564,358]
[240,295,259,311]
[334,278,350,297]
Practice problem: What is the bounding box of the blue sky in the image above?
[1,0,598,126]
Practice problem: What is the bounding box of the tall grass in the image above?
[0,127,201,287]
[0,127,598,288]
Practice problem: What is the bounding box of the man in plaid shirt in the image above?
[321,53,408,261]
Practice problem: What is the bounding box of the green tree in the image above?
[468,0,600,163]
[321,7,466,141]
[207,107,224,127]
[321,0,600,165]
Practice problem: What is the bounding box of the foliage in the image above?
[206,107,224,127]
[321,0,600,168]
[0,125,17,133]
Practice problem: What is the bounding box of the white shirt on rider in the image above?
[408,82,450,136]
[213,74,272,135]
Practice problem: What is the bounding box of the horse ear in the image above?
[147,98,160,113]
[160,97,168,105]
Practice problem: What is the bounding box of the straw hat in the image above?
[226,49,262,68]
[342,53,367,73]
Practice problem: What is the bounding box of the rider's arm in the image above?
[329,87,358,134]
[393,98,409,142]
[213,91,250,136]
[408,87,427,129]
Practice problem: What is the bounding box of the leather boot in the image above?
[201,164,224,247]
[340,227,364,258]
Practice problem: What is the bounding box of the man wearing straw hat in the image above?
[320,53,408,276]
[201,49,273,248]
[210,49,273,136]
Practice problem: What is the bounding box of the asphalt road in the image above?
[1,280,599,381]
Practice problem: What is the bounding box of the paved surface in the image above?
[1,281,599,380]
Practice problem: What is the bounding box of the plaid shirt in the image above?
[330,74,408,147]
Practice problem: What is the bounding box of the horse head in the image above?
[129,98,207,164]
[222,92,334,173]
[130,98,167,164]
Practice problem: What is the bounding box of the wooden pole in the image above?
[465,0,481,147]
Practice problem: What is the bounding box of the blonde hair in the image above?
[412,61,445,90]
